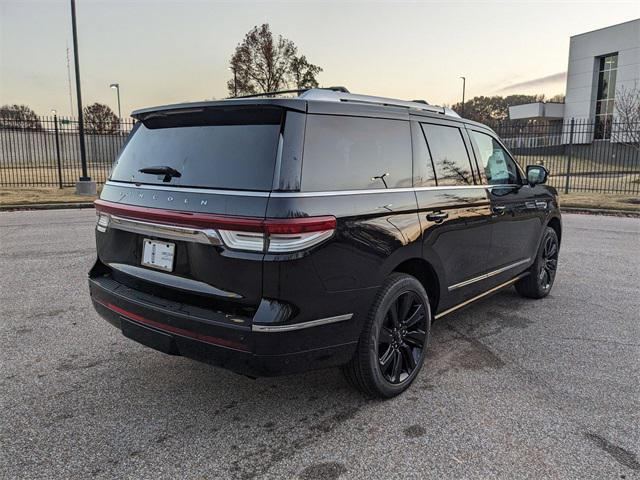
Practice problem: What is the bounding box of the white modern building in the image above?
[565,19,639,139]
[509,19,640,142]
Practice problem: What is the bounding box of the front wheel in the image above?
[515,226,559,299]
[342,273,431,398]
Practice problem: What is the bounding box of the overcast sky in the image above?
[1,0,638,116]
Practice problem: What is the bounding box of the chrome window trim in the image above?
[272,187,415,197]
[105,181,271,197]
[448,258,531,291]
[106,180,522,199]
[271,184,518,198]
[104,214,222,246]
[252,313,353,332]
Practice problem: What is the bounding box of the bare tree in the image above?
[548,94,566,103]
[289,55,322,90]
[83,103,119,134]
[439,158,473,185]
[612,82,640,149]
[227,24,322,97]
[0,104,42,130]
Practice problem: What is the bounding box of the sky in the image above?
[1,0,639,117]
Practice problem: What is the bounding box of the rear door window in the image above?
[421,123,475,186]
[301,115,412,191]
[110,107,282,191]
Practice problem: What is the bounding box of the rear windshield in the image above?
[110,107,282,191]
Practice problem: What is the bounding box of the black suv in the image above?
[89,88,561,397]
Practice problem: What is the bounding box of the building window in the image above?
[594,53,618,140]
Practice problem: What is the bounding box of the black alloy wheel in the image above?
[377,291,427,384]
[516,226,560,299]
[538,233,558,291]
[342,273,432,398]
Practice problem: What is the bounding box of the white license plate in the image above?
[141,239,175,272]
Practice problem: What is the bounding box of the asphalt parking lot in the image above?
[1,210,639,479]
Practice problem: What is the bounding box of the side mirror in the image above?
[526,165,548,186]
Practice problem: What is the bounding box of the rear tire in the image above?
[515,226,559,299]
[342,273,431,398]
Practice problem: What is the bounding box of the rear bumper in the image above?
[89,275,358,377]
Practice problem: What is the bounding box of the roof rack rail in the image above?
[299,89,460,118]
[231,86,350,99]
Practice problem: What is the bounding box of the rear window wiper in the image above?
[138,166,182,183]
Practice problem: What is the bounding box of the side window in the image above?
[301,115,412,191]
[421,123,475,186]
[469,130,521,185]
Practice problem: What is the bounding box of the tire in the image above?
[515,226,559,299]
[342,273,431,398]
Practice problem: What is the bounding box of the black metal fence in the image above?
[495,118,640,194]
[0,116,134,187]
[0,115,639,194]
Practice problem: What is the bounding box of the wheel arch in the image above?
[547,216,562,245]
[392,258,440,314]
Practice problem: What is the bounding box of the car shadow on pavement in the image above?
[421,288,536,380]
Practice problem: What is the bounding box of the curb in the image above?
[561,206,640,217]
[0,202,95,212]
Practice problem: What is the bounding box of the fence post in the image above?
[53,114,63,189]
[564,118,575,194]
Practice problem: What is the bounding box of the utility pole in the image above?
[460,76,466,118]
[234,69,238,97]
[70,0,95,195]
[228,67,238,97]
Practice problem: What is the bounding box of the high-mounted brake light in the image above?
[94,200,336,253]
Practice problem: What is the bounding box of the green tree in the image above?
[83,103,119,134]
[0,104,42,130]
[227,24,323,97]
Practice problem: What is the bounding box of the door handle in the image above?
[492,205,507,215]
[426,211,449,223]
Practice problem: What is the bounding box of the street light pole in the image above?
[110,83,122,120]
[460,76,466,118]
[70,0,95,194]
[234,70,238,97]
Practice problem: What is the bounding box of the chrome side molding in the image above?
[436,273,528,320]
[448,258,531,291]
[252,313,353,332]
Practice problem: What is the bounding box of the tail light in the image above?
[94,200,336,253]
